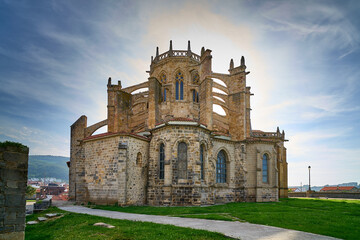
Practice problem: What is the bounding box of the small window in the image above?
[216,150,227,183]
[192,89,199,103]
[200,145,204,180]
[262,154,268,183]
[159,143,165,179]
[136,152,142,166]
[163,88,167,102]
[193,73,199,84]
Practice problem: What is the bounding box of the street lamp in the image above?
[308,166,311,191]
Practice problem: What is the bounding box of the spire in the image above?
[151,56,153,62]
[201,47,205,56]
[107,77,111,86]
[187,40,191,51]
[277,126,280,133]
[241,56,245,66]
[230,58,234,69]
[156,47,159,57]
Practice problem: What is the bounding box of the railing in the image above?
[251,131,283,138]
[154,50,200,63]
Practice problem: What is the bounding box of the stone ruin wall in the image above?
[0,143,29,240]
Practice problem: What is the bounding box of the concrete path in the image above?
[59,206,339,240]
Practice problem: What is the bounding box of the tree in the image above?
[26,185,36,197]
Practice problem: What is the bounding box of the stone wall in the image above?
[289,192,360,199]
[82,135,149,205]
[0,142,29,240]
[245,142,279,202]
[147,125,245,206]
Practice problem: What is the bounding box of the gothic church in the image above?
[69,41,288,206]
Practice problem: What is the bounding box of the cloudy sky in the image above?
[1,0,359,186]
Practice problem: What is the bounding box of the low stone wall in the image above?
[33,197,52,213]
[0,142,29,240]
[289,192,360,199]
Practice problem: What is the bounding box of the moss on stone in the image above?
[0,141,29,153]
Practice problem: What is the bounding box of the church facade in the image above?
[69,41,288,206]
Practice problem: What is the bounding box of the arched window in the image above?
[177,142,187,179]
[175,71,184,100]
[163,88,167,102]
[262,154,268,183]
[193,73,199,84]
[200,144,204,180]
[159,143,165,179]
[136,152,142,166]
[216,150,227,183]
[160,74,167,83]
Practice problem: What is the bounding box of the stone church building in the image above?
[69,41,288,206]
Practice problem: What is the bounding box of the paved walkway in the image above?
[59,206,339,240]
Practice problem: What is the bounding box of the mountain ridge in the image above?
[28,155,69,181]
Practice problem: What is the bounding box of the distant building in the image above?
[338,182,358,187]
[288,188,301,192]
[320,186,357,192]
[38,185,65,198]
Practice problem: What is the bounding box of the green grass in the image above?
[94,198,360,239]
[25,207,232,240]
[26,200,36,202]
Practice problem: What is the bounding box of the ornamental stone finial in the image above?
[156,47,159,57]
[201,47,205,56]
[169,40,173,51]
[107,77,111,86]
[241,56,245,66]
[230,59,234,69]
[188,40,191,51]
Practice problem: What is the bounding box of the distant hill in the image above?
[28,155,69,181]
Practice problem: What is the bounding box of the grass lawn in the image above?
[26,200,36,202]
[25,207,232,240]
[94,198,360,240]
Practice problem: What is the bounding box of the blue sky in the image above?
[1,0,359,186]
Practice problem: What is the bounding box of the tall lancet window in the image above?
[175,71,184,100]
[177,142,187,179]
[216,150,227,183]
[159,143,165,179]
[262,154,269,183]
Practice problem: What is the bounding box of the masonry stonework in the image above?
[69,41,288,205]
[0,143,29,240]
